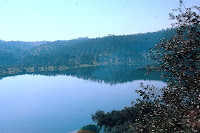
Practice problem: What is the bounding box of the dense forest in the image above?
[0,29,175,68]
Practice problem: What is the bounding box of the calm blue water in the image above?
[0,74,165,133]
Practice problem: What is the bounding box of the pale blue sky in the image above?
[0,0,199,41]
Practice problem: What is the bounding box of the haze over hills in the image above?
[0,40,48,66]
[24,37,90,56]
[0,29,175,67]
[22,29,175,67]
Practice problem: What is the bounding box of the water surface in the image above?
[0,74,165,133]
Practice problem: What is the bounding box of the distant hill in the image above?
[0,40,47,52]
[0,29,176,67]
[0,40,48,66]
[22,37,90,66]
[24,37,89,56]
[22,29,175,67]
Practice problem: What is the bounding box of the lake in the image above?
[0,66,165,133]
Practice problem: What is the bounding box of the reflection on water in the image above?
[0,65,165,133]
[0,65,165,84]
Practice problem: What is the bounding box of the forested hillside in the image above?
[22,28,175,67]
[0,40,48,66]
[24,37,89,56]
[0,29,175,67]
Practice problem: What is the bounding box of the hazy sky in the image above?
[0,0,199,41]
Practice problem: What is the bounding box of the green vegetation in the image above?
[22,29,175,67]
[78,124,100,133]
[0,30,175,68]
[23,38,89,56]
[0,40,47,66]
[91,2,200,133]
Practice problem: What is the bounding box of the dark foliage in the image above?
[133,3,200,133]
[91,2,200,133]
[92,107,138,128]
[92,107,140,132]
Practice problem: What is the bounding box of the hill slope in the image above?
[22,29,175,67]
[0,40,47,66]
